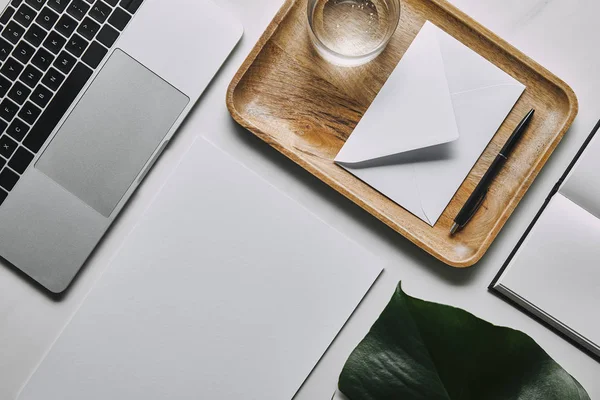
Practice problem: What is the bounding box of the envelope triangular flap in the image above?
[335,22,460,164]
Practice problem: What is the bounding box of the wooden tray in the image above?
[227,0,578,267]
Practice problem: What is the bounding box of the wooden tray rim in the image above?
[226,0,579,267]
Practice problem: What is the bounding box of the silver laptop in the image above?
[0,0,243,293]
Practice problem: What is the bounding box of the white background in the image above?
[1,0,599,398]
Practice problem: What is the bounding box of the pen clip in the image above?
[463,188,488,227]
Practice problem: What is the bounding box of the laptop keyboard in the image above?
[0,0,143,207]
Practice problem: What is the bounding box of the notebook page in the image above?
[18,138,382,400]
[560,134,600,219]
[495,194,600,356]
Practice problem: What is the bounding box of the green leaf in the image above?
[339,282,590,400]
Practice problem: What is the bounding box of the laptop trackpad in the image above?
[37,49,189,217]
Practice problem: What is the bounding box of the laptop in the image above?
[0,0,243,293]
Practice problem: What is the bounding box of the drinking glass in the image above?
[307,0,401,67]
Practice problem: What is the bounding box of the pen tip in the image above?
[450,223,460,235]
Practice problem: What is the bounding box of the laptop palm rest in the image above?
[37,49,189,217]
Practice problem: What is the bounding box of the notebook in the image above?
[18,138,382,400]
[491,120,600,359]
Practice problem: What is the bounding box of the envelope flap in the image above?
[335,22,459,165]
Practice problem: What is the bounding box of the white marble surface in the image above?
[1,0,599,399]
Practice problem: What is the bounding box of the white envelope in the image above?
[335,22,525,226]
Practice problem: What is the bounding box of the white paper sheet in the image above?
[18,138,382,400]
[336,22,525,225]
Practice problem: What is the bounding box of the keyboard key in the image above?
[8,146,34,173]
[0,98,19,121]
[43,30,66,54]
[53,50,75,74]
[2,21,25,44]
[0,119,7,134]
[90,1,111,23]
[120,0,142,13]
[36,7,59,30]
[8,81,31,104]
[20,64,43,88]
[65,33,88,57]
[0,189,7,206]
[31,84,52,107]
[81,40,106,68]
[41,66,63,90]
[108,7,129,30]
[0,134,17,158]
[0,75,11,97]
[7,118,29,141]
[0,38,13,61]
[18,101,41,124]
[13,40,35,63]
[48,0,69,14]
[1,57,24,80]
[55,14,76,37]
[77,17,100,40]
[0,158,4,171]
[24,63,92,152]
[96,24,117,47]
[67,0,90,20]
[24,23,47,47]
[105,0,118,5]
[11,0,23,8]
[0,7,15,25]
[0,167,19,190]
[15,4,36,28]
[31,47,54,70]
[25,0,45,11]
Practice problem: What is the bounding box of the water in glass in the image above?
[308,0,401,66]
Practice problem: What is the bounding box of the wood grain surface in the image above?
[226,0,578,267]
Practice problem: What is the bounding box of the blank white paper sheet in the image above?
[19,138,382,400]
